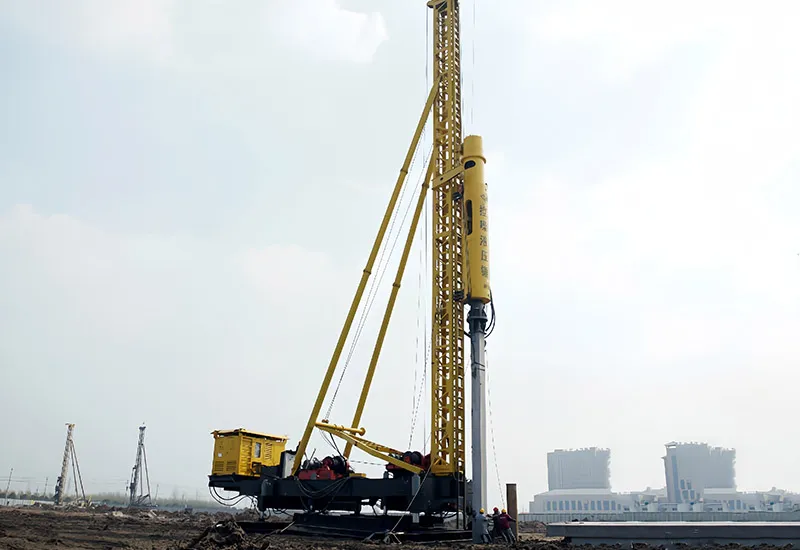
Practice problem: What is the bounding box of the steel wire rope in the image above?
[328,0,434,438]
[318,141,433,466]
[422,187,430,455]
[410,197,432,454]
[350,133,428,341]
[353,142,432,442]
[411,237,423,447]
[322,432,341,457]
[324,130,430,421]
[353,107,429,324]
[470,0,477,130]
[485,348,505,508]
[407,356,428,450]
[407,290,430,450]
[325,197,409,419]
[350,459,383,467]
[363,144,433,325]
[387,465,433,536]
[324,142,433,422]
[409,186,430,449]
[409,0,433,454]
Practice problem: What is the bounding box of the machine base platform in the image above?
[238,513,470,542]
[209,472,467,515]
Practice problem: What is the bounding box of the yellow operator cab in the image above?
[211,429,288,477]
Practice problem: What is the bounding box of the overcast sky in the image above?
[1,0,799,508]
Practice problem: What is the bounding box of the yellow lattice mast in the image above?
[429,0,466,477]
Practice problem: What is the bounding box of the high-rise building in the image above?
[663,442,736,503]
[547,448,611,491]
[708,446,736,489]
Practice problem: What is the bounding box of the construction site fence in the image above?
[519,511,800,524]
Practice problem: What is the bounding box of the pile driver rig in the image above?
[53,423,88,507]
[209,0,493,539]
[128,425,153,508]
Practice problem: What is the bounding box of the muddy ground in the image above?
[0,507,557,550]
[0,507,780,550]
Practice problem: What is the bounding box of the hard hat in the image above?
[479,508,485,514]
[493,507,499,512]
[502,509,507,514]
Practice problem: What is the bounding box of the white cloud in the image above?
[495,115,800,363]
[0,204,370,492]
[0,0,176,63]
[512,0,800,316]
[77,0,174,60]
[240,243,346,307]
[0,0,388,66]
[268,0,388,64]
[0,204,350,331]
[528,0,800,80]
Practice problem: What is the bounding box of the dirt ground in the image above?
[0,507,203,550]
[0,506,777,550]
[0,507,561,550]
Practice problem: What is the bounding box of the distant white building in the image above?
[547,448,610,491]
[703,488,794,512]
[529,443,799,516]
[531,488,632,513]
[529,487,668,514]
[663,442,735,503]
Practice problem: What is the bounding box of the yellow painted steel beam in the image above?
[291,78,441,475]
[343,149,438,459]
[318,424,423,475]
[432,165,464,189]
[314,421,365,437]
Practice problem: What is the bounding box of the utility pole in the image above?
[127,425,152,508]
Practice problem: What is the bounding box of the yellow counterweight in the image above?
[462,135,490,303]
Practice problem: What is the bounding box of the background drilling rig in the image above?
[53,423,87,506]
[127,425,153,508]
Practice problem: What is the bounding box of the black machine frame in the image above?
[209,469,468,518]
